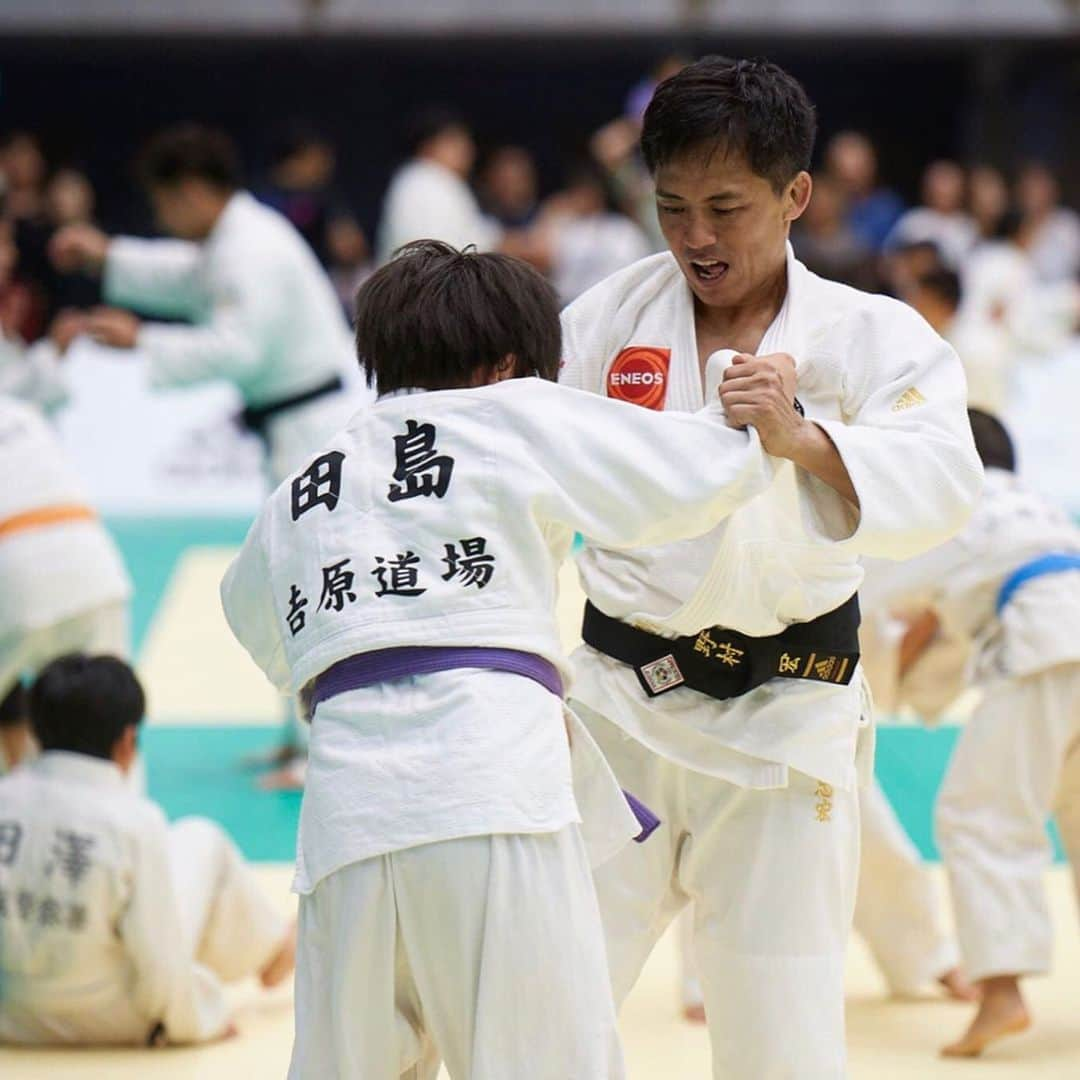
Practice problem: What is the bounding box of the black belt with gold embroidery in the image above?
[581,594,860,700]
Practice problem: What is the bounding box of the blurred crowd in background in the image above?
[2,54,1078,416]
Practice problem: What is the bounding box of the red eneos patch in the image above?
[606,347,671,410]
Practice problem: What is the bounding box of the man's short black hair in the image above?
[137,125,241,192]
[968,408,1016,472]
[917,268,962,311]
[355,240,561,394]
[405,107,468,158]
[0,682,27,731]
[30,655,145,761]
[641,56,817,192]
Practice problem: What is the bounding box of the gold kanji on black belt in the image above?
[581,594,860,700]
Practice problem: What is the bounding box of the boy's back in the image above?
[0,752,168,1043]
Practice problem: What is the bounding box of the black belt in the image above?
[582,594,860,701]
[239,375,344,440]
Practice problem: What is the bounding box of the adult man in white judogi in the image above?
[49,125,359,486]
[862,409,1080,1058]
[0,655,295,1046]
[221,241,799,1079]
[50,126,364,780]
[560,57,982,1077]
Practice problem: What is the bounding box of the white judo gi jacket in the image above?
[0,753,230,1045]
[863,467,1080,687]
[0,397,130,644]
[560,244,983,790]
[221,378,778,892]
[376,159,501,264]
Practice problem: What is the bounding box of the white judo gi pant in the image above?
[289,825,624,1080]
[581,706,859,1080]
[936,663,1080,982]
[853,778,958,994]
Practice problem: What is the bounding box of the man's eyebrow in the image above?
[655,188,741,201]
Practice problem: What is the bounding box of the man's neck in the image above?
[694,258,788,358]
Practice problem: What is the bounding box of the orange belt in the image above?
[0,504,97,540]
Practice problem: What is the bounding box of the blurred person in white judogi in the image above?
[0,211,82,411]
[0,655,295,1047]
[1015,161,1080,285]
[543,161,651,304]
[560,58,982,1077]
[864,408,1080,1058]
[0,395,131,776]
[885,160,977,270]
[959,210,1080,391]
[221,241,792,1080]
[903,266,1010,414]
[50,125,359,485]
[377,109,502,263]
[50,126,362,783]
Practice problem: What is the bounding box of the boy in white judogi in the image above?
[560,57,982,1076]
[0,395,131,772]
[0,655,295,1046]
[861,408,1080,1057]
[221,241,796,1079]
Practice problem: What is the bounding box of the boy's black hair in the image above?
[0,682,27,731]
[30,655,145,761]
[641,56,817,193]
[968,408,1016,473]
[916,268,962,311]
[354,240,561,394]
[137,125,241,192]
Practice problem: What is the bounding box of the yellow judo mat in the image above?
[3,542,1080,1076]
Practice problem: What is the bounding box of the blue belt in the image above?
[996,553,1080,615]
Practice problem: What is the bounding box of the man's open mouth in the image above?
[689,258,729,283]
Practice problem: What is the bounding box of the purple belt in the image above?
[309,646,662,844]
[309,646,564,712]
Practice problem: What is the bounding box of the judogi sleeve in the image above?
[803,302,983,560]
[104,237,205,320]
[0,337,69,413]
[133,251,270,390]
[220,511,291,693]
[517,383,776,549]
[120,805,231,1044]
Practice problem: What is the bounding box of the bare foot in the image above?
[941,977,1030,1057]
[258,759,307,791]
[682,1003,707,1024]
[938,967,980,1003]
[259,921,298,989]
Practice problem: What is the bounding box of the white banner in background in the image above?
[54,340,266,516]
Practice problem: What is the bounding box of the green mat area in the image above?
[142,723,1065,864]
[106,515,254,655]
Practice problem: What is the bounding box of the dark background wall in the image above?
[1,33,1076,235]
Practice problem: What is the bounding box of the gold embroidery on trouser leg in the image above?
[814,781,833,823]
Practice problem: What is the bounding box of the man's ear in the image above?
[784,171,813,224]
